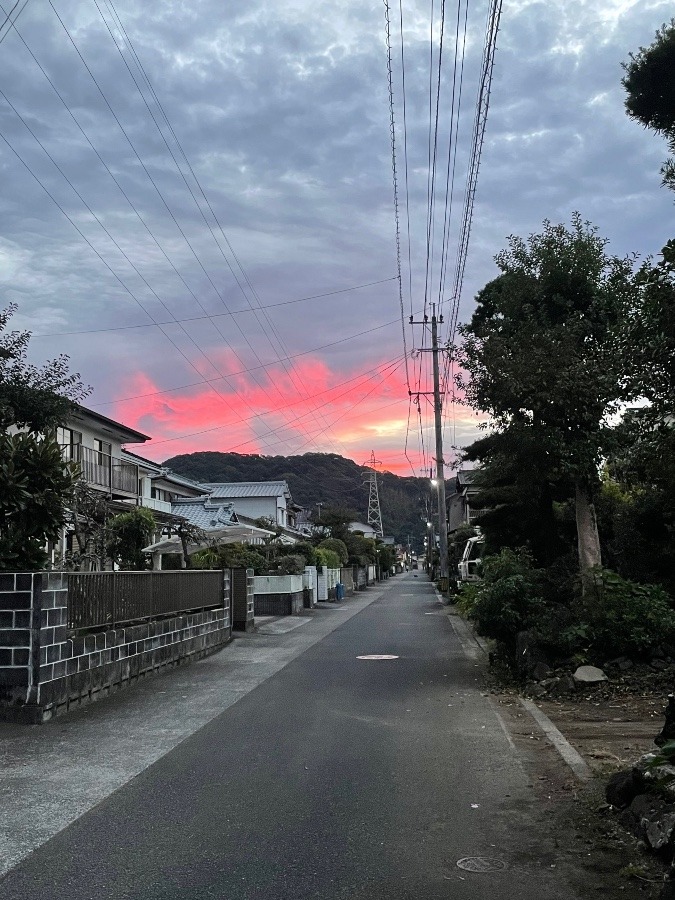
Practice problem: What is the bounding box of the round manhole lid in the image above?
[456,857,506,873]
[356,654,399,660]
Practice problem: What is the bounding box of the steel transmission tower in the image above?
[363,451,384,537]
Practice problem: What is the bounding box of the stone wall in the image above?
[0,572,231,724]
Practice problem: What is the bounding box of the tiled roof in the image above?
[171,498,239,530]
[205,481,290,499]
[456,469,477,487]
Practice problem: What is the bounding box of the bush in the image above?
[275,554,306,575]
[577,568,675,660]
[317,538,349,565]
[315,547,341,571]
[191,542,266,573]
[288,541,317,567]
[468,548,545,653]
[106,506,155,570]
[455,582,480,617]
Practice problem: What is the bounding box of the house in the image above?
[348,521,379,539]
[122,450,207,512]
[142,499,275,570]
[200,481,304,543]
[58,406,150,502]
[446,469,484,533]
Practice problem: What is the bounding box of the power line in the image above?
[127,356,407,450]
[97,0,351,457]
[0,0,28,46]
[383,0,411,392]
[30,277,398,338]
[94,319,403,407]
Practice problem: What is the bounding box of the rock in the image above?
[604,656,634,672]
[527,683,547,698]
[645,811,675,856]
[657,696,675,748]
[532,661,553,681]
[515,630,549,679]
[619,793,667,839]
[547,674,576,697]
[539,677,560,691]
[652,659,669,671]
[606,770,645,809]
[572,665,608,685]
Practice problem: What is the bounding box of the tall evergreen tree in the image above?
[456,215,639,583]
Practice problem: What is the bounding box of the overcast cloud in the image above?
[0,0,672,473]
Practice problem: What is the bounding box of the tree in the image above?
[64,482,110,571]
[0,305,89,571]
[456,215,639,583]
[169,519,208,569]
[462,427,574,567]
[0,433,79,571]
[0,304,89,431]
[317,538,349,565]
[623,20,675,191]
[312,505,359,544]
[106,507,156,570]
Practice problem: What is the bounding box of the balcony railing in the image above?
[62,444,139,495]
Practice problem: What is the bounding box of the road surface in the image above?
[0,574,576,899]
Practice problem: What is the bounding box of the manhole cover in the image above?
[356,654,399,660]
[456,857,506,873]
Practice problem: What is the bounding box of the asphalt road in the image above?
[0,575,577,899]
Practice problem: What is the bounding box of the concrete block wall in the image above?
[0,572,59,710]
[253,574,304,616]
[0,572,231,724]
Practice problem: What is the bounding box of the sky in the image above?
[1,0,673,476]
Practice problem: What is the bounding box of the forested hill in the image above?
[163,451,428,547]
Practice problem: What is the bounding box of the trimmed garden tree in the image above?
[456,215,639,585]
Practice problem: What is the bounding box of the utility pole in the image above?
[431,308,449,590]
[409,304,450,591]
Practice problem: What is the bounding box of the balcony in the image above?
[62,444,139,497]
[139,495,173,514]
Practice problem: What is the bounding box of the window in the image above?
[94,439,111,466]
[56,428,82,462]
[151,487,175,503]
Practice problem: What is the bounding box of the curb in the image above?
[442,595,593,783]
[520,697,593,782]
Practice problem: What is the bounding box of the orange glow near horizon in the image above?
[107,355,484,477]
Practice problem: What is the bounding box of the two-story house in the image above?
[58,406,150,502]
[200,481,304,542]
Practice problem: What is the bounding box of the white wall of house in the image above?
[226,496,282,525]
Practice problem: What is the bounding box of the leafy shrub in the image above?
[455,582,480,616]
[315,547,341,571]
[275,554,306,575]
[578,568,675,659]
[106,506,156,570]
[468,548,545,652]
[191,542,266,574]
[289,541,317,567]
[317,538,349,565]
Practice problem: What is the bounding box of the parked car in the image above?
[457,532,485,587]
